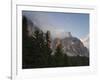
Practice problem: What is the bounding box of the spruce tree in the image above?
[54,43,64,66]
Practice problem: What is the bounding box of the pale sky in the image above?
[22,11,89,39]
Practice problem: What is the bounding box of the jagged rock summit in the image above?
[52,32,89,57]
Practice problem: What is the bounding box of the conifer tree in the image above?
[54,43,64,66]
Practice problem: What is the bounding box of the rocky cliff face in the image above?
[52,32,89,57]
[81,35,89,49]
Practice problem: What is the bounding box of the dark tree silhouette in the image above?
[22,16,33,68]
[54,43,65,66]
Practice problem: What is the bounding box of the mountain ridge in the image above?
[51,32,89,57]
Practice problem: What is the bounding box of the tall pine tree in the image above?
[54,41,64,66]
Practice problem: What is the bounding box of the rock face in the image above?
[62,37,89,57]
[81,35,89,49]
[52,32,89,57]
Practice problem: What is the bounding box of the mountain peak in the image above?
[66,32,72,37]
[52,36,89,57]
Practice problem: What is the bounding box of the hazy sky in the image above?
[22,11,89,39]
